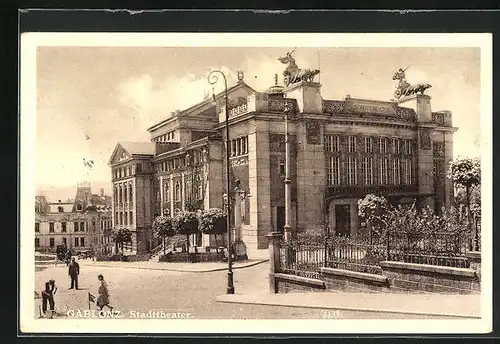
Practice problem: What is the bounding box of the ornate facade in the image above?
[35,183,113,255]
[108,71,456,257]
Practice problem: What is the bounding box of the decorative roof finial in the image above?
[237,70,244,82]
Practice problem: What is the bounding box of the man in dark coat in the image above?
[68,257,80,290]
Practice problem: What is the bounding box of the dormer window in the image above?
[58,206,64,212]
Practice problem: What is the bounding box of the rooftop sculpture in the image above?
[392,66,432,99]
[278,48,320,87]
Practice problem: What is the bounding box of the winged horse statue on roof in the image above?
[392,66,432,99]
[278,48,320,87]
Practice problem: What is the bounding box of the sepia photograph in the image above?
[20,32,492,334]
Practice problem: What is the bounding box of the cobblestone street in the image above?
[35,260,331,320]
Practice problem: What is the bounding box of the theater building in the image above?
[108,69,455,257]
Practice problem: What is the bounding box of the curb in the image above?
[215,295,481,319]
[81,259,269,273]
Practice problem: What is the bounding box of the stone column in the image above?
[233,188,242,241]
[181,172,185,211]
[159,175,164,215]
[267,232,282,293]
[169,175,174,215]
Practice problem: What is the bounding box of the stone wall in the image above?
[379,261,480,294]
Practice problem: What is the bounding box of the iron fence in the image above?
[279,229,475,277]
[386,230,470,268]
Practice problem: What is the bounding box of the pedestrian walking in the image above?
[68,257,80,290]
[41,279,57,317]
[96,274,113,311]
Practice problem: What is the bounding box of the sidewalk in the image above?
[75,258,268,272]
[216,291,481,319]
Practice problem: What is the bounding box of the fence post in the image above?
[266,232,282,294]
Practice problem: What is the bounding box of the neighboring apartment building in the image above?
[108,69,456,256]
[35,183,113,255]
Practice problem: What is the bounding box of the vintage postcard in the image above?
[20,32,492,334]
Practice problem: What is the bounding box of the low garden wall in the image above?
[379,261,480,294]
[159,251,225,263]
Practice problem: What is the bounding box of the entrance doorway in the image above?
[276,206,285,234]
[335,204,351,236]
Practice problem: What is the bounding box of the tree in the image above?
[152,215,175,256]
[172,211,199,253]
[199,208,227,250]
[448,157,481,238]
[112,228,132,254]
[358,194,391,242]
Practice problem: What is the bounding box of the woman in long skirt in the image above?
[96,274,113,311]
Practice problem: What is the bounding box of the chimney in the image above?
[100,188,104,197]
[58,200,61,203]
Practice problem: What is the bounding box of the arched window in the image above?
[164,182,170,202]
[175,181,180,201]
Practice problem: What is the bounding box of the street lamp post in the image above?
[283,101,294,241]
[208,70,234,294]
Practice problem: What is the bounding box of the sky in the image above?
[35,46,481,201]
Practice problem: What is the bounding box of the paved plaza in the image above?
[34,259,327,319]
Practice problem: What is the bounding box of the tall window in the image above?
[392,138,401,154]
[379,137,388,154]
[80,237,85,247]
[362,157,373,185]
[49,222,54,233]
[403,158,412,184]
[129,211,133,225]
[74,221,79,232]
[393,158,401,185]
[325,135,340,152]
[49,238,55,247]
[129,184,133,202]
[364,137,373,153]
[175,181,181,201]
[35,223,39,232]
[124,212,128,225]
[347,156,357,185]
[119,212,123,225]
[35,238,40,248]
[327,156,340,186]
[75,237,79,247]
[62,237,67,246]
[379,158,388,184]
[119,185,123,203]
[404,139,413,155]
[115,213,119,225]
[348,136,356,153]
[92,221,96,232]
[80,222,85,232]
[61,222,67,232]
[124,186,127,203]
[231,136,248,157]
